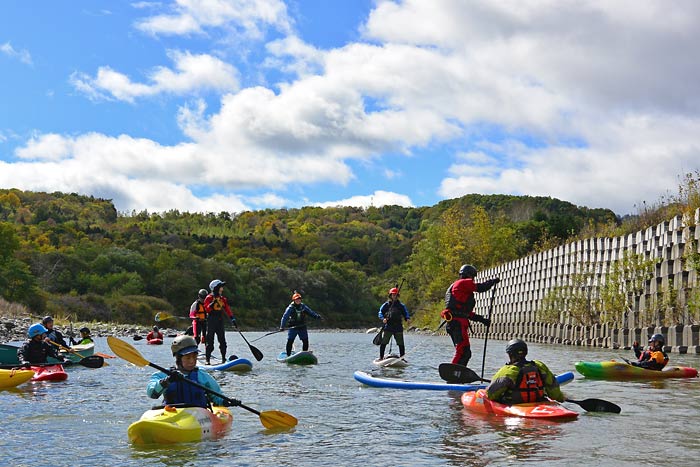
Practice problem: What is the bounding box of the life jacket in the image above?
[381,301,406,333]
[640,349,669,370]
[510,361,545,404]
[287,303,307,327]
[18,340,57,364]
[163,368,209,408]
[444,283,476,318]
[194,302,207,320]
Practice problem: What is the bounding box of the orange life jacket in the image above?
[511,361,545,403]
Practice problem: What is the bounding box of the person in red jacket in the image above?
[203,279,237,365]
[146,326,163,342]
[442,264,499,367]
[189,288,209,345]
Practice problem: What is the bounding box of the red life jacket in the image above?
[511,361,545,403]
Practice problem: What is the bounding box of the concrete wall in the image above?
[471,209,700,354]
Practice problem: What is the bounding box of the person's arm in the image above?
[222,297,234,319]
[303,304,321,319]
[476,277,500,293]
[401,303,410,321]
[378,302,388,320]
[280,306,291,329]
[536,361,564,402]
[199,370,225,406]
[46,342,64,361]
[147,371,169,399]
[486,366,516,402]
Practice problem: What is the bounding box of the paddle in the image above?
[107,336,296,429]
[1,356,104,370]
[251,326,301,343]
[48,340,107,368]
[155,311,189,322]
[480,282,497,381]
[439,363,490,384]
[236,328,264,361]
[565,398,621,413]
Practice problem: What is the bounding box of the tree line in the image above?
[2,185,671,330]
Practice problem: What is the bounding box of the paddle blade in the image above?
[439,363,488,384]
[251,346,264,362]
[154,311,170,322]
[108,336,149,367]
[259,410,298,429]
[566,398,621,414]
[78,355,105,369]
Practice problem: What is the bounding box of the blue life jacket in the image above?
[163,369,209,408]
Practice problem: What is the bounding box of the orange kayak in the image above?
[575,361,698,380]
[461,389,578,420]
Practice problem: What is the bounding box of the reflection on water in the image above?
[3,332,700,466]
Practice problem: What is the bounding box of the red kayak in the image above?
[31,364,68,382]
[461,389,578,420]
[147,338,163,345]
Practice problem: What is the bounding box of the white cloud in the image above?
[313,190,414,209]
[1,42,32,65]
[71,50,239,102]
[135,0,292,37]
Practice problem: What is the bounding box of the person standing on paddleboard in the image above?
[203,279,237,365]
[486,339,564,404]
[377,287,410,360]
[189,288,209,345]
[442,264,499,367]
[280,291,322,356]
[147,335,226,408]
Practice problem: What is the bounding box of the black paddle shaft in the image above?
[148,361,265,416]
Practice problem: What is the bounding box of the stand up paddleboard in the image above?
[277,350,317,365]
[372,354,408,368]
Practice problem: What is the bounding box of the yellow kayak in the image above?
[0,368,35,389]
[128,405,233,445]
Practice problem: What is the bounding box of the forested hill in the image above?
[0,188,618,329]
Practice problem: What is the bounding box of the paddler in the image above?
[71,327,94,346]
[631,333,668,370]
[377,287,410,360]
[146,335,227,408]
[441,264,499,367]
[486,339,564,404]
[17,323,66,367]
[280,291,322,356]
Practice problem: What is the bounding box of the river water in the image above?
[2,331,700,466]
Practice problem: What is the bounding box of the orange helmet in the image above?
[292,292,302,300]
[389,287,399,295]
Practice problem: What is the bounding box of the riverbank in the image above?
[0,315,179,344]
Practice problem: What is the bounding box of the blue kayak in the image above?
[353,370,574,391]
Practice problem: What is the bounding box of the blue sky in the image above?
[2,1,699,216]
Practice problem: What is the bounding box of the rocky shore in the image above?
[0,315,179,344]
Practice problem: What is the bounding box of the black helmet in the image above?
[649,333,665,345]
[506,339,528,358]
[42,315,54,325]
[198,289,208,299]
[153,325,159,331]
[459,264,477,279]
[79,327,90,334]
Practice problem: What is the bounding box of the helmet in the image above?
[42,315,54,325]
[506,339,528,358]
[28,323,49,338]
[198,289,208,299]
[209,279,225,292]
[153,326,159,331]
[79,327,90,334]
[389,287,399,295]
[649,333,665,345]
[459,264,477,279]
[171,335,199,357]
[292,292,302,300]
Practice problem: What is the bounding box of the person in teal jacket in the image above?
[486,339,564,404]
[147,335,228,408]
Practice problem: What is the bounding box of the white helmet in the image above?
[171,335,199,357]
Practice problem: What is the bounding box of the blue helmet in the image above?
[209,279,226,292]
[28,323,49,338]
